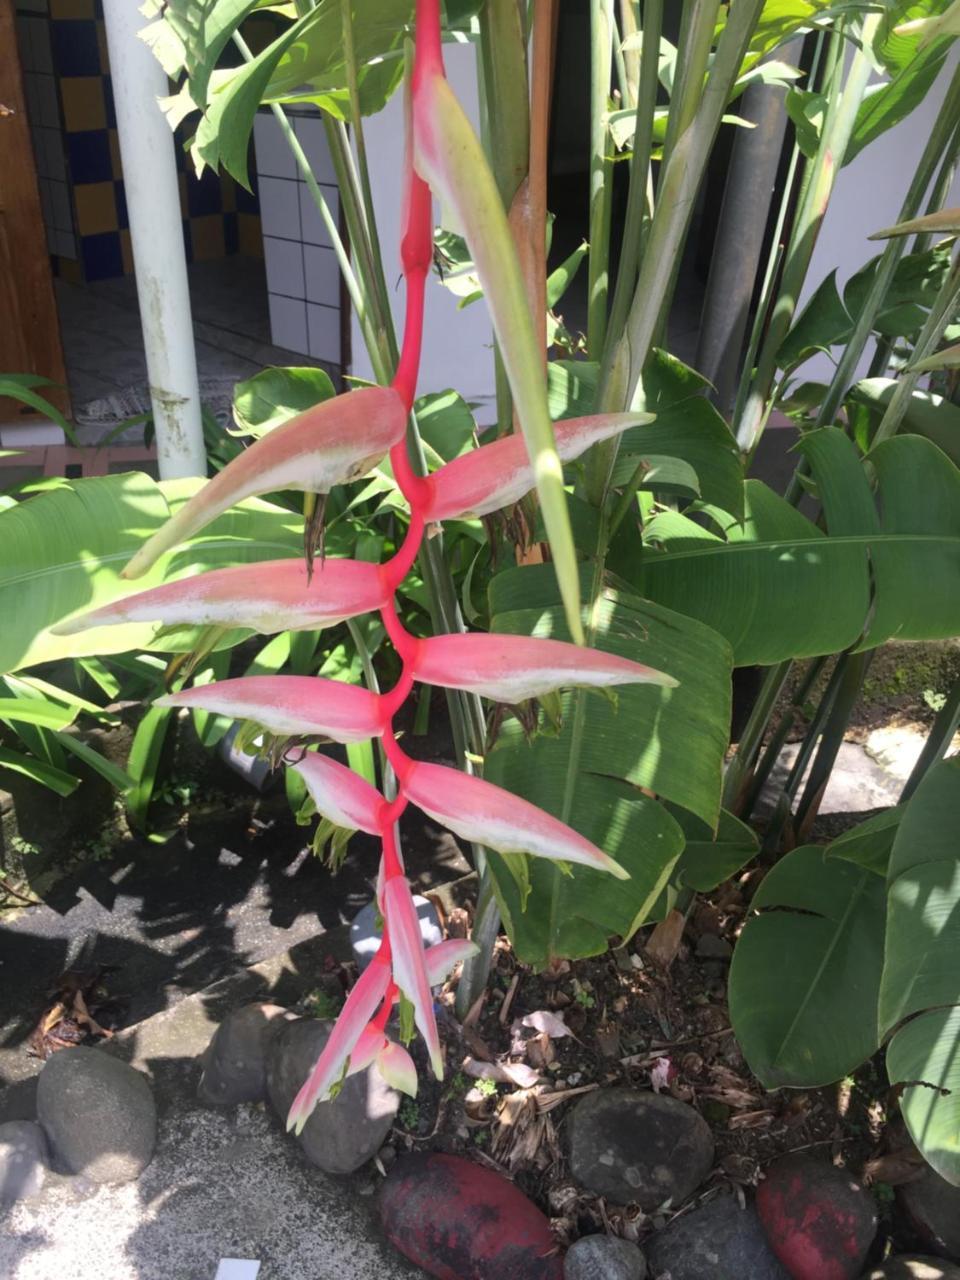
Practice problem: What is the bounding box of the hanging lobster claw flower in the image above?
[402,760,630,879]
[156,675,382,742]
[376,1039,419,1097]
[292,752,384,835]
[287,955,392,1133]
[54,558,389,637]
[124,385,407,579]
[383,875,443,1079]
[423,413,652,523]
[415,632,677,702]
[423,938,479,987]
[347,1022,388,1075]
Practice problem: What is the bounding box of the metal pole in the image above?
[102,0,206,478]
[694,50,797,409]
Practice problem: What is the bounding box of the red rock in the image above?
[756,1155,877,1280]
[379,1152,563,1280]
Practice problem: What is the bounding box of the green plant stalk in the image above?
[620,0,640,104]
[872,259,960,446]
[900,676,960,803]
[610,0,630,105]
[721,658,792,811]
[793,650,870,837]
[913,113,960,256]
[736,18,878,454]
[661,0,722,170]
[588,0,615,358]
[587,0,765,506]
[603,0,663,365]
[740,655,828,820]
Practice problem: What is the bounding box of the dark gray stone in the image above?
[646,1194,790,1279]
[351,896,442,973]
[36,1046,156,1183]
[695,934,733,960]
[899,1166,960,1261]
[266,1017,399,1175]
[567,1088,714,1209]
[0,1120,48,1203]
[864,1257,960,1279]
[565,1233,647,1280]
[198,1002,295,1106]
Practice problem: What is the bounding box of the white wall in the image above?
[797,51,960,383]
[350,42,497,422]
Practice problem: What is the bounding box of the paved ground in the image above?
[0,937,428,1280]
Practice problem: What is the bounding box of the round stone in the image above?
[380,1152,563,1279]
[198,1002,295,1106]
[864,1257,960,1279]
[265,1017,399,1175]
[564,1233,646,1280]
[567,1087,714,1209]
[756,1155,877,1280]
[898,1165,960,1261]
[351,895,442,973]
[0,1120,48,1203]
[36,1046,156,1184]
[645,1194,789,1280]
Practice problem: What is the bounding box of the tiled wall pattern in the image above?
[254,109,342,364]
[14,0,262,282]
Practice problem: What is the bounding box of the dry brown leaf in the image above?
[463,1056,541,1089]
[728,1109,775,1130]
[862,1149,927,1187]
[521,1009,571,1038]
[644,910,686,968]
[525,1031,556,1069]
[594,1022,621,1058]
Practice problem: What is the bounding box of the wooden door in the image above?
[0,0,69,425]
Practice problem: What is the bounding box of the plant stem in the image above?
[740,655,828,820]
[721,659,792,812]
[793,650,870,838]
[588,0,615,358]
[900,676,960,803]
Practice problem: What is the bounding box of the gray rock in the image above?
[565,1233,646,1280]
[0,1121,48,1203]
[198,1002,295,1106]
[568,1088,714,1209]
[864,1257,960,1279]
[696,934,733,961]
[36,1046,156,1183]
[351,896,442,973]
[266,1017,399,1174]
[899,1165,960,1261]
[646,1194,790,1279]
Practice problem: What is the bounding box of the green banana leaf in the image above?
[881,758,960,1185]
[0,470,308,674]
[482,563,732,965]
[627,430,960,665]
[849,379,960,467]
[729,843,887,1088]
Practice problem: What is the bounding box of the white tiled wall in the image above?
[15,3,76,261]
[254,109,341,363]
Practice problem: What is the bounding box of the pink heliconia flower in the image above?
[54,558,388,637]
[347,1022,388,1074]
[415,633,677,702]
[383,875,444,1079]
[376,1039,419,1097]
[287,956,392,1133]
[423,413,651,523]
[423,939,480,987]
[402,761,631,880]
[124,385,407,579]
[292,752,384,834]
[156,675,381,743]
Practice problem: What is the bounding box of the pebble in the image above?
[380,1152,562,1279]
[756,1155,877,1280]
[36,1046,156,1184]
[567,1087,714,1209]
[0,1120,48,1204]
[645,1193,789,1279]
[898,1165,960,1261]
[350,895,442,972]
[198,1002,294,1106]
[265,1017,398,1174]
[564,1233,646,1280]
[864,1257,960,1279]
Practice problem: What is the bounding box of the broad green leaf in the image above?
[126,705,174,834]
[849,379,960,466]
[880,759,960,1184]
[547,242,589,310]
[667,806,760,892]
[827,804,905,875]
[55,731,135,793]
[414,389,477,461]
[844,244,952,339]
[489,565,732,827]
[629,431,960,665]
[0,471,306,673]
[0,745,79,796]
[729,845,887,1087]
[785,87,827,158]
[417,74,582,642]
[778,270,851,368]
[232,366,337,437]
[0,376,76,445]
[0,698,75,729]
